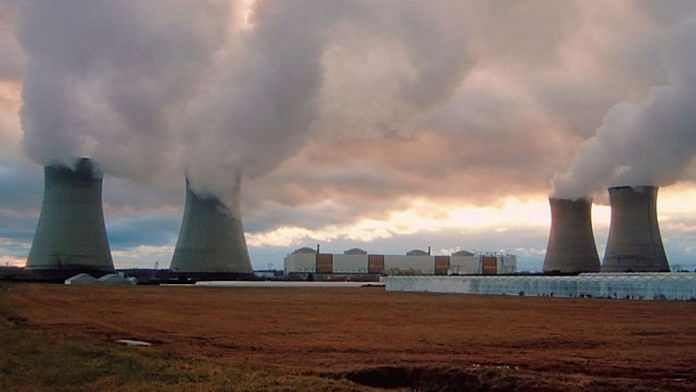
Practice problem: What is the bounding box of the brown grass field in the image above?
[1,283,695,391]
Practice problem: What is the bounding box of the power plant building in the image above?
[543,198,601,273]
[602,186,670,272]
[385,249,435,275]
[496,255,518,274]
[449,250,480,274]
[283,248,516,276]
[27,158,114,272]
[170,178,252,274]
[283,247,318,273]
[332,248,369,274]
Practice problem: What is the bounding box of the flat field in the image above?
[1,283,695,391]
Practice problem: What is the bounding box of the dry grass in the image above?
[1,283,695,390]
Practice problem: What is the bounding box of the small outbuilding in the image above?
[98,273,137,285]
[65,273,99,285]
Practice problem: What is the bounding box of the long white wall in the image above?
[386,273,696,301]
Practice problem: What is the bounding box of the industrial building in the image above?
[283,248,516,276]
[333,248,370,273]
[170,177,253,274]
[386,273,696,301]
[449,250,480,274]
[283,247,319,273]
[602,186,670,272]
[27,158,114,272]
[543,197,601,273]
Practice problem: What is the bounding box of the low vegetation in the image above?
[1,283,695,391]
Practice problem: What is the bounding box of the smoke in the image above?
[552,18,696,199]
[16,0,231,181]
[313,1,471,140]
[183,0,357,199]
[183,0,474,201]
[14,0,475,206]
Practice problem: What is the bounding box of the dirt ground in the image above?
[1,283,695,390]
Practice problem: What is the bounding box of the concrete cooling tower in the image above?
[170,178,252,273]
[27,158,114,271]
[602,186,670,272]
[543,198,601,273]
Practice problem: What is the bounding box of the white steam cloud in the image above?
[16,0,231,182]
[183,0,473,200]
[552,18,696,199]
[13,0,474,205]
[182,0,358,199]
[20,1,693,207]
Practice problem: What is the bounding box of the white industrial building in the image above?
[283,247,516,276]
[332,249,369,274]
[449,250,480,274]
[283,247,317,273]
[384,250,435,275]
[497,255,517,274]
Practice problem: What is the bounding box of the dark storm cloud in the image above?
[0,161,39,262]
[103,177,183,213]
[0,160,41,211]
[106,213,180,249]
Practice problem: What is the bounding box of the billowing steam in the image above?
[180,0,473,201]
[552,19,696,199]
[16,0,231,182]
[182,0,358,200]
[14,0,473,206]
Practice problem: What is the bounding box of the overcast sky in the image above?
[1,1,695,271]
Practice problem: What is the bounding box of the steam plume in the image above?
[16,0,231,180]
[182,0,357,199]
[183,0,473,200]
[552,19,696,199]
[15,0,474,206]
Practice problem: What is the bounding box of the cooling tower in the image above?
[602,186,669,272]
[27,158,114,271]
[543,198,600,273]
[170,177,252,273]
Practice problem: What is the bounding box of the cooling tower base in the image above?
[166,271,256,282]
[0,267,114,283]
[601,258,670,273]
[115,269,256,284]
[543,198,601,273]
[27,158,114,271]
[602,186,669,272]
[170,178,253,274]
